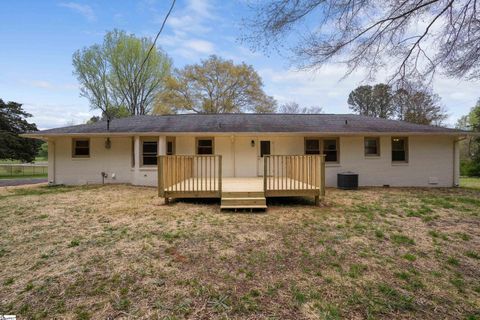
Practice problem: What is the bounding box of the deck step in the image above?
[221,197,266,206]
[220,190,267,210]
[221,191,265,198]
[220,205,267,210]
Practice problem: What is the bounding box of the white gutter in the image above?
[21,131,478,139]
[48,140,56,185]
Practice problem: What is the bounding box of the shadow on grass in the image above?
[267,196,317,207]
[171,198,221,206]
[171,196,319,209]
[172,197,316,208]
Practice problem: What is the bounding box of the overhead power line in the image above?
[133,0,176,86]
[109,0,176,124]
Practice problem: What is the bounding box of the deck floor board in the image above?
[165,177,316,192]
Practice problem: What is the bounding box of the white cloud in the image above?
[22,102,96,130]
[184,39,214,54]
[28,80,78,91]
[188,0,214,18]
[58,2,96,22]
[166,0,215,33]
[30,81,53,89]
[167,15,211,35]
[259,64,477,125]
[149,0,219,61]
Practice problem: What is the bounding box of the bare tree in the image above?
[394,88,448,125]
[243,0,480,82]
[278,101,323,113]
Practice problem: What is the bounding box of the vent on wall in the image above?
[428,177,439,185]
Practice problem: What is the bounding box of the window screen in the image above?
[197,139,213,154]
[260,141,271,157]
[167,141,174,155]
[323,139,338,162]
[364,138,380,156]
[392,137,408,162]
[142,141,158,165]
[305,139,320,154]
[73,139,90,157]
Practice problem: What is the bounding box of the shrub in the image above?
[460,160,480,177]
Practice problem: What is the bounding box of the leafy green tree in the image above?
[348,84,394,118]
[37,142,48,160]
[347,86,373,116]
[348,83,447,125]
[0,99,40,162]
[457,100,480,176]
[73,29,172,118]
[154,55,276,114]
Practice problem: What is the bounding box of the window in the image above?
[305,139,320,154]
[304,138,339,162]
[364,137,380,156]
[197,138,214,154]
[142,139,158,166]
[260,141,271,157]
[392,137,408,162]
[131,138,135,167]
[72,138,90,158]
[166,137,175,155]
[323,139,338,162]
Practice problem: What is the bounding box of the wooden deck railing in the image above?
[158,155,222,198]
[263,155,325,201]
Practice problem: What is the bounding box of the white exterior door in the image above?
[234,137,258,177]
[257,140,271,176]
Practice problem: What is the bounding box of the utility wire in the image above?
[133,0,176,87]
[111,0,176,121]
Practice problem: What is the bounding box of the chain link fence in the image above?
[0,164,48,178]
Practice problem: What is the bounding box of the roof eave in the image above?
[21,131,474,138]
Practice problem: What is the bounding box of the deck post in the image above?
[263,156,268,193]
[218,155,222,197]
[158,155,165,198]
[320,155,326,199]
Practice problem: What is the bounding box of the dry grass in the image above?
[461,177,480,190]
[0,184,479,319]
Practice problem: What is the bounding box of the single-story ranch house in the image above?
[24,113,469,209]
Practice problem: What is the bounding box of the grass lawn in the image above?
[461,177,480,190]
[0,185,479,319]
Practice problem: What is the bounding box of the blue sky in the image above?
[0,0,478,129]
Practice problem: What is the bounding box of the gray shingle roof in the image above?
[28,113,465,135]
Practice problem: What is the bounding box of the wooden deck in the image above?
[166,177,263,193]
[158,155,325,209]
[164,177,319,209]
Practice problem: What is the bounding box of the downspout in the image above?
[231,135,235,177]
[49,139,56,185]
[453,136,467,187]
